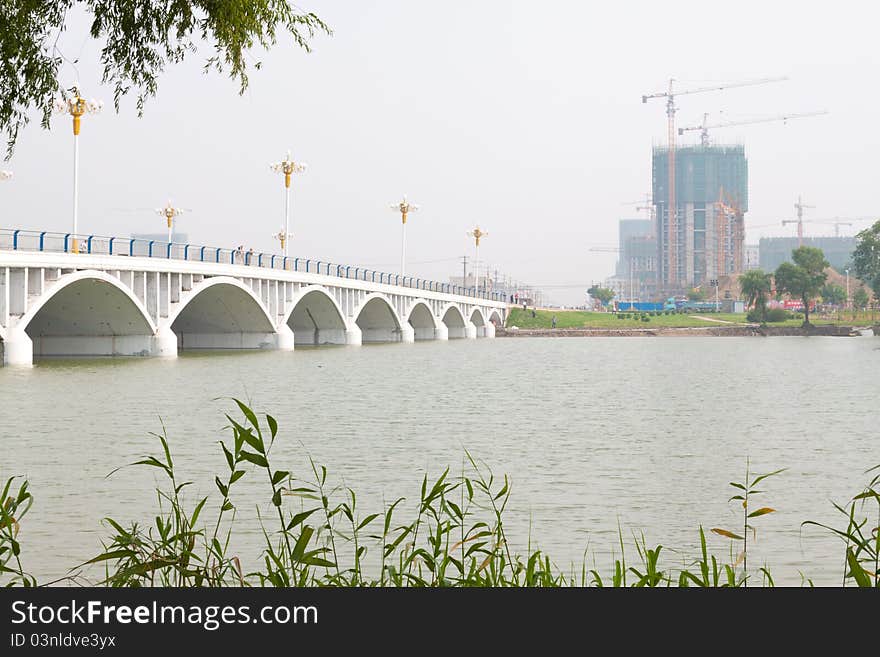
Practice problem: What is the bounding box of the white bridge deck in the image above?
[0,241,506,366]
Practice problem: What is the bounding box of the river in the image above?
[1,336,877,586]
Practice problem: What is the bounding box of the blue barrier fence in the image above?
[1,229,504,301]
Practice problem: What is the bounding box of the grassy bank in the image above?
[506,307,879,330]
[2,401,878,587]
[506,308,739,329]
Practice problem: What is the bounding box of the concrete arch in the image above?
[169,276,277,350]
[488,309,504,327]
[469,308,490,338]
[354,293,403,343]
[285,285,348,345]
[18,270,158,358]
[440,304,468,339]
[406,299,438,341]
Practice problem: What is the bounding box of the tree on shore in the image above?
[820,283,847,306]
[587,285,615,308]
[853,286,870,310]
[852,220,880,298]
[739,269,772,324]
[1,1,330,156]
[774,246,829,327]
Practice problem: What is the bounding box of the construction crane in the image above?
[823,220,853,237]
[782,217,873,238]
[642,76,787,289]
[678,110,828,147]
[621,192,656,226]
[782,195,815,247]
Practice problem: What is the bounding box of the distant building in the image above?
[653,145,748,291]
[615,218,657,301]
[758,236,855,273]
[744,244,760,270]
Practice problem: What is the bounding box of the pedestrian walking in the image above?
[551,315,557,329]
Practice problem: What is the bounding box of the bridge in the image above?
[0,230,507,366]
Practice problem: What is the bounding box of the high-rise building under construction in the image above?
[652,145,748,292]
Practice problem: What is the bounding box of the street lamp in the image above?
[155,200,188,244]
[845,268,850,312]
[269,151,306,258]
[389,195,419,276]
[467,226,488,295]
[710,278,720,311]
[273,228,291,257]
[55,86,103,253]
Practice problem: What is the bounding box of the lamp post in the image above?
[155,200,188,244]
[273,229,291,257]
[389,195,419,276]
[270,151,307,258]
[710,278,719,311]
[468,226,488,295]
[55,86,103,253]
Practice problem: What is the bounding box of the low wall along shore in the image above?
[497,325,875,338]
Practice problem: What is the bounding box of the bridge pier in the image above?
[2,329,33,367]
[484,322,496,338]
[465,322,478,339]
[434,324,449,340]
[152,327,178,358]
[400,325,415,343]
[275,325,296,351]
[345,326,362,346]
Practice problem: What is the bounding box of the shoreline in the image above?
[496,324,877,337]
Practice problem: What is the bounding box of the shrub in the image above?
[766,308,791,323]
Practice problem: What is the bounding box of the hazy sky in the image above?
[3,1,879,305]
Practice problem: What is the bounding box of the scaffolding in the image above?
[652,145,748,291]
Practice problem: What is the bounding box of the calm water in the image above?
[1,337,877,585]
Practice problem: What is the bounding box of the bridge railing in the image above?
[0,229,505,301]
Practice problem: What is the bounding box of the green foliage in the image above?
[2,404,877,588]
[774,247,829,326]
[739,269,773,324]
[587,285,615,306]
[821,283,847,306]
[803,464,880,588]
[711,460,784,586]
[687,287,706,301]
[0,476,36,586]
[0,1,330,156]
[853,287,870,310]
[853,221,880,296]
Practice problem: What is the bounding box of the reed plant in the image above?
[1,400,877,587]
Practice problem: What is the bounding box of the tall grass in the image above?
[1,400,878,587]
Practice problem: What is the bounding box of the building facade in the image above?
[615,218,657,301]
[758,236,855,273]
[652,145,748,292]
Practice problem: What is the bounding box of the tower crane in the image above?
[782,195,815,247]
[621,193,656,226]
[678,110,828,147]
[642,76,787,288]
